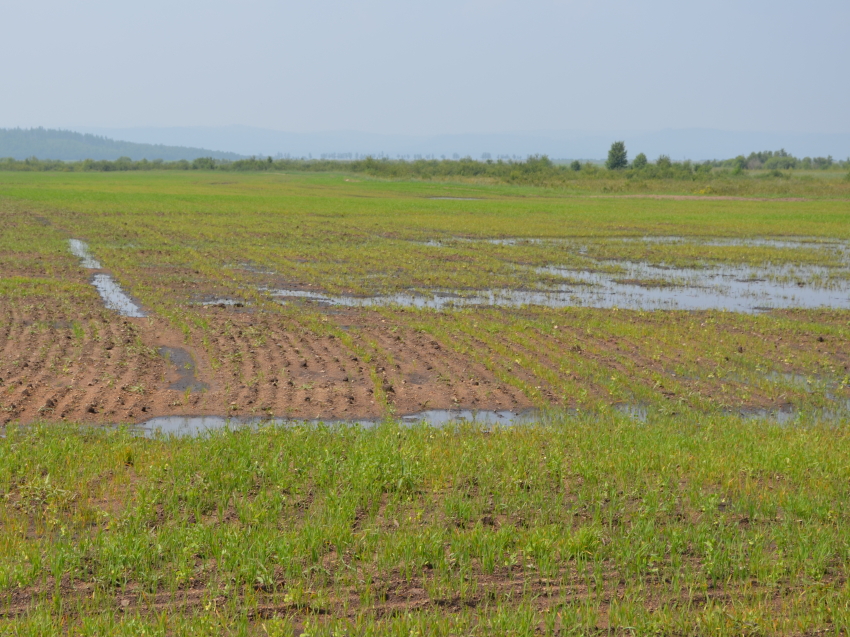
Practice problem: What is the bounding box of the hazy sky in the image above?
[2,0,848,135]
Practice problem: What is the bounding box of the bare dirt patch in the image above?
[1,294,847,427]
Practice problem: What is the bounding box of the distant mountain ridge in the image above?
[5,126,849,163]
[0,128,243,161]
[77,125,850,161]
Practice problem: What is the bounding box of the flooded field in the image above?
[73,232,850,315]
[542,261,849,311]
[0,172,847,428]
[271,236,850,312]
[1,171,850,634]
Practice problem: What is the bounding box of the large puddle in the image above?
[69,239,146,318]
[269,288,558,310]
[623,236,850,251]
[133,402,848,437]
[271,235,850,312]
[539,262,850,312]
[271,266,850,312]
[138,409,539,437]
[426,236,850,252]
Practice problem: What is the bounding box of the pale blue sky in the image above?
[2,0,848,135]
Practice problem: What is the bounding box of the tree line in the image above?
[1,146,847,186]
[605,141,844,173]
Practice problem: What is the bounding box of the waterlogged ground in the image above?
[137,408,539,437]
[0,172,848,427]
[264,234,850,310]
[1,171,850,633]
[71,234,850,314]
[69,238,147,317]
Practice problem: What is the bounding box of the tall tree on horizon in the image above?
[606,141,628,170]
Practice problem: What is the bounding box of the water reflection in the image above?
[138,409,539,437]
[540,262,850,311]
[158,346,208,392]
[270,234,850,312]
[92,274,146,317]
[68,239,102,269]
[271,258,850,312]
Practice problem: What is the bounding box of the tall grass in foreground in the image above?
[2,410,850,634]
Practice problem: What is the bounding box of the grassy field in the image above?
[0,169,849,633]
[3,413,850,635]
[2,171,849,303]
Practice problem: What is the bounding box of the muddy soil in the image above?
[0,299,536,426]
[2,288,848,427]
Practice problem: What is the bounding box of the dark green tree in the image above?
[192,157,217,170]
[632,153,648,169]
[570,160,581,171]
[606,141,628,170]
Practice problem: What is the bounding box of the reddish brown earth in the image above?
[0,300,537,426]
[2,288,848,428]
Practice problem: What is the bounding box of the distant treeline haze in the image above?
[1,146,848,187]
[0,127,241,162]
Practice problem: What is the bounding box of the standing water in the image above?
[68,239,147,318]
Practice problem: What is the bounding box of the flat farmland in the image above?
[1,171,848,426]
[2,170,850,634]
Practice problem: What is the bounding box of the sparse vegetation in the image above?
[0,169,848,633]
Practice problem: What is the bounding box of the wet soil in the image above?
[0,237,846,427]
[157,346,209,393]
[0,304,168,425]
[2,290,848,427]
[0,299,537,426]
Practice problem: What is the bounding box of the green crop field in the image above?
[1,169,849,634]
